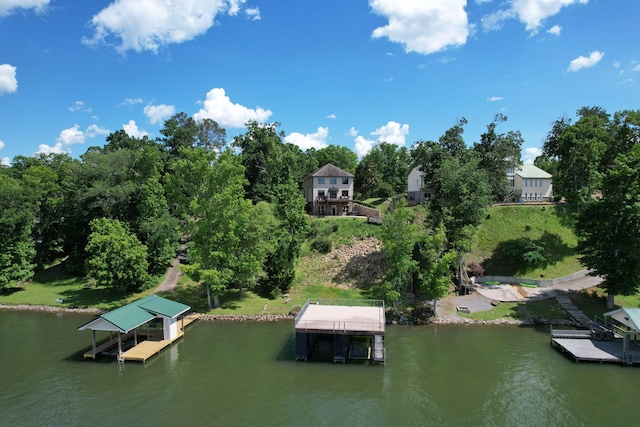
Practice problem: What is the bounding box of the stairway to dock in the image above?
[555,295,592,328]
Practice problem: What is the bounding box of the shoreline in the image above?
[0,303,576,326]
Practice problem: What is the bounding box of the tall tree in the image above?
[85,218,150,293]
[576,144,640,308]
[378,198,418,306]
[233,121,286,203]
[0,174,36,288]
[542,107,610,205]
[195,118,227,152]
[160,112,198,154]
[472,114,523,202]
[417,223,457,315]
[311,145,358,173]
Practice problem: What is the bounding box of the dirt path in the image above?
[155,245,185,293]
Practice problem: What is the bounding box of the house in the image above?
[304,163,354,216]
[507,164,553,202]
[408,163,554,204]
[407,166,435,204]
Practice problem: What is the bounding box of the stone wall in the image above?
[474,270,592,288]
[352,203,380,218]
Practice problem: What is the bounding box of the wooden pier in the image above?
[295,299,385,364]
[550,326,640,365]
[118,313,200,363]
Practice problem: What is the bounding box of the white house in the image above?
[304,163,354,215]
[510,164,553,202]
[407,166,435,204]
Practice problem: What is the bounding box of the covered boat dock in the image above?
[78,294,197,363]
[294,299,385,364]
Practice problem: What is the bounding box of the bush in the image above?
[466,262,485,277]
[311,236,332,253]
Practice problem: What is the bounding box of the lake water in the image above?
[1,310,638,426]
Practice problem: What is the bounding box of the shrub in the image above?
[466,262,485,277]
[311,236,332,253]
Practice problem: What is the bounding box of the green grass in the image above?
[302,216,385,256]
[468,204,583,279]
[461,298,569,322]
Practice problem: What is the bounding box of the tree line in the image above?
[2,107,638,310]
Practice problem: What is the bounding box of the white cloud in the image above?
[193,88,272,128]
[547,25,562,36]
[326,113,337,119]
[567,50,603,72]
[1,157,9,167]
[38,123,111,155]
[633,64,640,72]
[370,0,469,55]
[245,7,261,20]
[85,124,110,138]
[355,135,376,158]
[284,127,329,151]
[0,64,18,95]
[122,97,144,106]
[487,96,503,102]
[123,120,149,138]
[56,125,86,145]
[83,0,254,54]
[371,121,410,146]
[483,0,588,33]
[355,121,410,157]
[69,100,92,112]
[348,127,359,137]
[144,103,175,124]
[0,0,49,17]
[523,146,542,164]
[0,139,4,150]
[37,143,65,155]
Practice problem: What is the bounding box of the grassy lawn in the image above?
[461,298,569,322]
[468,204,583,279]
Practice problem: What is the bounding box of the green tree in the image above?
[543,107,610,205]
[354,155,381,199]
[472,114,523,202]
[311,144,358,173]
[576,145,640,308]
[417,223,457,315]
[378,198,418,306]
[0,174,36,288]
[188,151,276,309]
[85,218,150,293]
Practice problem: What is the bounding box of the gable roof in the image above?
[516,164,552,179]
[604,308,640,331]
[307,163,354,178]
[78,294,190,333]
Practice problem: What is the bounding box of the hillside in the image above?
[467,204,583,279]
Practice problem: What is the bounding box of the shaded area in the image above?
[482,232,576,276]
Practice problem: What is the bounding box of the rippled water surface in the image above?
[1,310,638,426]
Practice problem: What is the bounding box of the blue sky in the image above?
[1,0,639,166]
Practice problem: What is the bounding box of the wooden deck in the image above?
[551,328,640,365]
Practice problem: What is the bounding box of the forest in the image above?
[1,107,639,309]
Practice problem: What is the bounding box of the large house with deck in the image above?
[304,163,354,216]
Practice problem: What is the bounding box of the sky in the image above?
[1,0,639,167]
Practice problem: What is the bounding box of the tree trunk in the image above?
[206,285,212,311]
[214,294,220,308]
[433,298,438,316]
[607,292,615,309]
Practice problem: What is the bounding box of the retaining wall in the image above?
[475,270,592,288]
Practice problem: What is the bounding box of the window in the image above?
[330,177,337,184]
[342,206,349,214]
[318,190,325,197]
[329,190,337,199]
[318,206,325,215]
[341,190,349,197]
[524,180,528,187]
[342,177,349,184]
[317,177,325,184]
[424,192,432,201]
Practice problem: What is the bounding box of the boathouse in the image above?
[78,294,195,362]
[294,299,385,364]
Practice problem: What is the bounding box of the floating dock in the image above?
[294,299,385,364]
[550,326,640,365]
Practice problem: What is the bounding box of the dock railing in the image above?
[294,298,386,333]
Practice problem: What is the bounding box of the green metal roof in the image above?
[78,294,191,333]
[516,164,552,179]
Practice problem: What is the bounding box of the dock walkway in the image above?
[119,313,200,363]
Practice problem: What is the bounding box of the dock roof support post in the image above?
[92,330,96,356]
[118,333,122,357]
